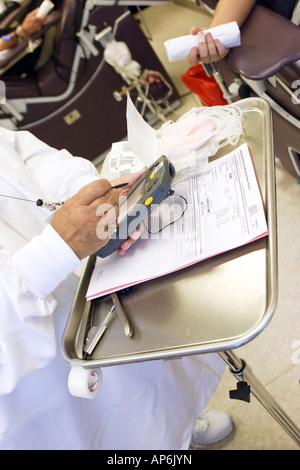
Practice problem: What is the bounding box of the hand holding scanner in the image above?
[96,155,175,258]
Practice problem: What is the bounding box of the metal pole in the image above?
[201,62,234,103]
[219,350,300,447]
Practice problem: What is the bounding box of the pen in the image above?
[111,183,129,189]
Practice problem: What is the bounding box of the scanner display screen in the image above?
[118,178,147,224]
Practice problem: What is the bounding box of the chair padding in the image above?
[225,5,300,80]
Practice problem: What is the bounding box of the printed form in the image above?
[86,143,268,300]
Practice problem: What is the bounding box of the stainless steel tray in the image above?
[62,97,277,369]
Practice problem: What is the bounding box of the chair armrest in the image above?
[225,5,300,80]
[0,0,32,29]
[0,11,61,72]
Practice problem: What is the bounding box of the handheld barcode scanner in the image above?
[96,155,175,258]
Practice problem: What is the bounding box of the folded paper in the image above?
[164,21,241,62]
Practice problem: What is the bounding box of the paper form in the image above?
[86,143,268,300]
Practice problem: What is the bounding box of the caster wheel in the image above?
[68,365,103,399]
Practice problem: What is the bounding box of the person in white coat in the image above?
[0,127,229,450]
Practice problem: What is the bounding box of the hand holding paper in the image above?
[164,21,241,62]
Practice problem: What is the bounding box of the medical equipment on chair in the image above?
[96,26,174,123]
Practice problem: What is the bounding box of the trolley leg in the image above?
[219,350,300,447]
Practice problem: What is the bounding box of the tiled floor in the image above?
[135,2,300,450]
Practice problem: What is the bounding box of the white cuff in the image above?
[11,224,82,298]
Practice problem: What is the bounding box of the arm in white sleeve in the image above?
[9,129,101,201]
[11,224,82,298]
[0,224,82,395]
[0,128,104,394]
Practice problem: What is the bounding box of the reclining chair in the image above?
[197,1,300,181]
[0,0,32,28]
[0,0,179,162]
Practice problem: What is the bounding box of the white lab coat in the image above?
[0,128,225,450]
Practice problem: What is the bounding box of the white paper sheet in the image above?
[164,21,241,62]
[126,93,157,166]
[86,143,268,300]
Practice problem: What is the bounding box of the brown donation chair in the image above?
[0,0,32,28]
[0,0,179,162]
[198,1,300,181]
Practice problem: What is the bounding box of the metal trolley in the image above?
[62,98,300,446]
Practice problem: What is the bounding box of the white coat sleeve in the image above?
[11,129,101,200]
[0,129,101,395]
[0,224,82,395]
